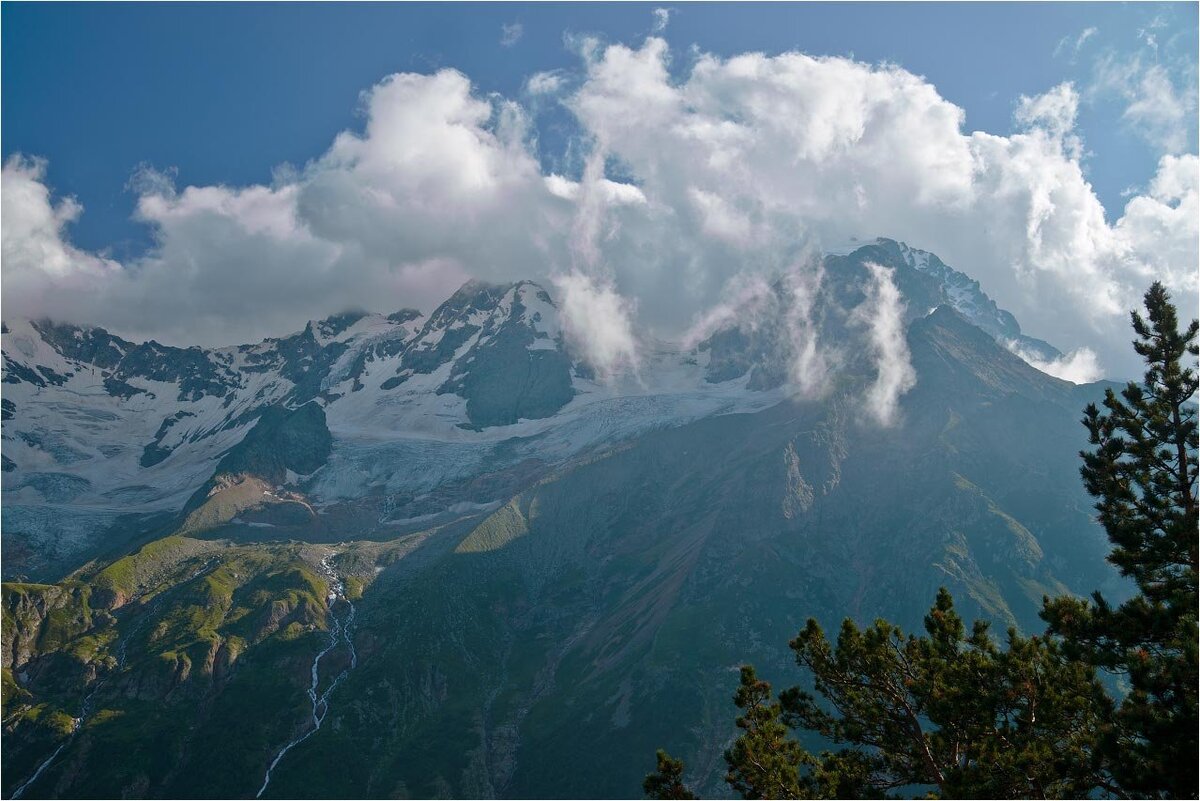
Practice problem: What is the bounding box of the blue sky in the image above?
[4,2,1195,259]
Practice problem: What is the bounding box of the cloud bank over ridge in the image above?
[2,37,1196,382]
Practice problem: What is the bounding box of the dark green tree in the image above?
[1042,281,1198,798]
[777,589,1109,799]
[723,665,810,799]
[649,591,1110,799]
[644,750,695,800]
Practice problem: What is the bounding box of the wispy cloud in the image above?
[500,22,523,48]
[1136,14,1167,60]
[1091,52,1196,153]
[525,70,566,96]
[651,8,672,33]
[783,267,831,398]
[854,263,916,426]
[1054,26,1097,62]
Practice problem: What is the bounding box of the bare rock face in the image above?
[781,442,815,518]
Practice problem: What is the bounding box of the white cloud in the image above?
[500,22,524,48]
[526,70,566,95]
[680,262,832,398]
[2,71,570,345]
[1015,82,1082,158]
[1092,53,1197,154]
[1010,343,1103,384]
[1054,26,1097,61]
[2,38,1196,385]
[552,271,639,380]
[567,39,1198,378]
[1136,16,1166,58]
[854,263,916,425]
[544,173,646,206]
[651,8,672,32]
[1114,153,1199,296]
[782,266,831,398]
[1,156,120,323]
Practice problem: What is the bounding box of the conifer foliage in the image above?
[724,666,809,799]
[781,590,1110,798]
[644,751,696,800]
[699,592,1107,799]
[1042,281,1198,798]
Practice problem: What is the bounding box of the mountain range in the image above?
[1,239,1124,798]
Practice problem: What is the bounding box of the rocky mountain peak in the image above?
[695,238,1065,389]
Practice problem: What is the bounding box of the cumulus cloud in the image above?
[1015,82,1082,158]
[500,22,524,47]
[854,263,916,425]
[3,70,580,345]
[1115,153,1199,296]
[1,37,1196,385]
[1,156,121,324]
[567,39,1197,378]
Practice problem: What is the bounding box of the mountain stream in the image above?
[256,551,358,798]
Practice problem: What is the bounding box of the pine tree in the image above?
[649,591,1110,799]
[1042,281,1198,798]
[644,750,695,800]
[723,666,810,799]
[779,589,1109,798]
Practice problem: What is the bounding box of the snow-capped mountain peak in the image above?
[2,241,1083,579]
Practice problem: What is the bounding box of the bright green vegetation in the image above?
[92,534,220,601]
[1,537,368,798]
